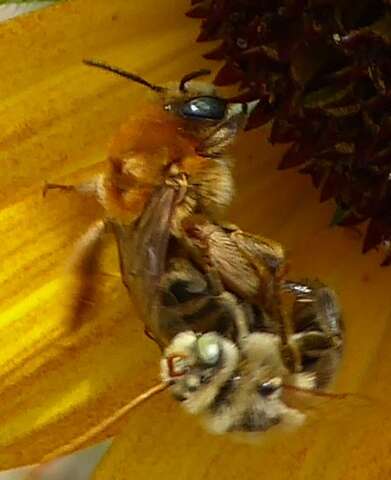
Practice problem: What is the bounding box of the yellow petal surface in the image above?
[0,0,210,469]
[2,0,391,479]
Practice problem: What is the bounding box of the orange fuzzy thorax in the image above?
[103,102,202,222]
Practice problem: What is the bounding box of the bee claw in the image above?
[42,181,75,197]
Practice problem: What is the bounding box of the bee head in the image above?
[160,331,238,410]
[162,70,258,156]
[161,331,313,435]
[83,59,257,157]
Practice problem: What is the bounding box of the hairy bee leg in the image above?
[43,175,105,203]
[281,281,343,382]
[229,229,288,319]
[287,330,343,389]
[230,229,302,371]
[283,281,343,347]
[42,182,75,195]
[204,268,225,296]
[289,331,335,357]
[218,291,250,341]
[202,265,251,341]
[68,219,110,330]
[230,229,286,277]
[196,113,245,157]
[193,262,250,341]
[144,327,165,351]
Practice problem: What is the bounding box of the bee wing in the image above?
[67,220,108,330]
[111,186,177,340]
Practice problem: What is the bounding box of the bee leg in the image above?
[43,175,105,203]
[144,327,164,352]
[283,280,343,347]
[229,228,288,321]
[230,229,287,279]
[204,269,250,341]
[289,331,336,357]
[283,281,344,383]
[219,292,250,342]
[287,330,343,388]
[204,268,225,296]
[196,113,246,157]
[229,229,301,370]
[68,219,111,330]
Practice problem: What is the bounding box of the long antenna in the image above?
[283,384,361,400]
[30,382,168,469]
[83,59,165,93]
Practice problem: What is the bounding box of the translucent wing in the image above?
[111,186,177,342]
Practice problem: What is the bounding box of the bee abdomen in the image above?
[161,292,238,340]
[159,257,243,341]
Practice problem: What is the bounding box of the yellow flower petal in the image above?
[2,0,391,478]
[0,0,208,469]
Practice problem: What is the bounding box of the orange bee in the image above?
[45,59,258,339]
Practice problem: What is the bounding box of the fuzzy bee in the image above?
[45,59,257,331]
[45,60,344,436]
[160,260,343,433]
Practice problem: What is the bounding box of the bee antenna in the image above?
[28,381,168,469]
[83,59,165,93]
[283,384,368,401]
[179,68,211,92]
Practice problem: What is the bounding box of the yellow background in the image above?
[0,1,390,478]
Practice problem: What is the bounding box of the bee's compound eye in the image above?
[181,96,227,120]
[197,332,221,366]
[258,378,282,397]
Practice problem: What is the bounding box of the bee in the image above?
[45,59,257,332]
[160,260,344,434]
[161,216,343,373]
[45,60,343,436]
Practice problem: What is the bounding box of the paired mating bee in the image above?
[45,59,344,436]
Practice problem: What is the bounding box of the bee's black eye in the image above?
[196,333,221,366]
[258,379,281,397]
[181,96,227,120]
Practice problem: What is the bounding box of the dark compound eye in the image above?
[258,378,281,397]
[196,332,221,366]
[181,96,227,120]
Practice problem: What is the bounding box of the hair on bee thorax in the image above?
[102,98,236,225]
